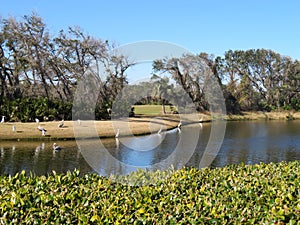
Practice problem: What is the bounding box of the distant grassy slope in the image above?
[134,105,173,115]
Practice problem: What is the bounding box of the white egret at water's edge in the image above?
[115,129,120,138]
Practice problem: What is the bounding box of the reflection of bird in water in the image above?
[38,125,47,136]
[41,143,45,150]
[115,138,120,149]
[11,145,16,154]
[115,129,120,138]
[53,143,62,151]
[115,129,120,149]
[177,120,182,133]
[1,116,5,123]
[0,147,4,158]
[12,125,16,132]
[35,145,41,157]
[199,116,204,128]
[158,126,163,135]
[58,119,64,128]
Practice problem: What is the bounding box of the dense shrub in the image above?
[0,97,72,122]
[0,161,299,224]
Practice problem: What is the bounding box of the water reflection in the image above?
[0,120,299,176]
[209,120,300,168]
[0,141,92,176]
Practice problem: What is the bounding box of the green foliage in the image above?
[291,98,300,111]
[0,97,72,122]
[0,161,299,223]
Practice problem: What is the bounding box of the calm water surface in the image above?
[0,120,299,176]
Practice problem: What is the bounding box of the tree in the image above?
[153,54,222,111]
[0,13,134,121]
[222,49,297,111]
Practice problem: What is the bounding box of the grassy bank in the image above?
[0,161,299,224]
[0,116,180,140]
[225,111,300,121]
[0,105,299,140]
[134,105,300,121]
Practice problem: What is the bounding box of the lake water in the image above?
[0,120,299,176]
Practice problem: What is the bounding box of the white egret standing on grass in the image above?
[1,116,4,123]
[12,125,16,132]
[35,118,39,123]
[38,125,47,136]
[158,126,163,135]
[58,119,64,128]
[77,119,81,126]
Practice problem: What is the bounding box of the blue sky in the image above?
[1,1,300,82]
[1,0,300,58]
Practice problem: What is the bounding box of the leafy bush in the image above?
[0,161,299,224]
[0,97,72,122]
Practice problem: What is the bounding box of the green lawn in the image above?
[133,105,174,115]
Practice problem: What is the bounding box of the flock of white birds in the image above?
[1,115,205,152]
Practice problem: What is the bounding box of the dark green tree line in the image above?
[0,13,131,121]
[153,49,300,113]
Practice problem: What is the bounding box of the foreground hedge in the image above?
[0,161,299,224]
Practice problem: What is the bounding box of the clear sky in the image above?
[1,0,300,59]
[1,0,300,82]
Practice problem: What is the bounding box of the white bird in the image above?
[1,116,5,123]
[199,116,204,123]
[177,120,182,129]
[53,143,62,151]
[37,125,46,131]
[37,125,47,136]
[35,118,39,123]
[12,125,16,132]
[58,119,64,128]
[177,127,182,134]
[158,126,162,135]
[77,119,81,126]
[115,129,120,138]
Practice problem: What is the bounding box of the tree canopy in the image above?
[0,13,299,121]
